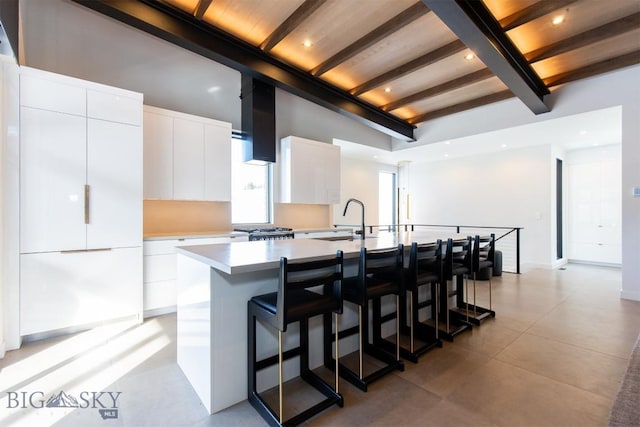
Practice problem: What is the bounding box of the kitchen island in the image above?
[175,231,454,413]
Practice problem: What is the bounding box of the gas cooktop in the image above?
[233,227,294,241]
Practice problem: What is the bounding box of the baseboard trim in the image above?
[144,305,177,319]
[620,290,640,302]
[568,259,622,268]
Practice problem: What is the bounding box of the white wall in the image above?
[408,145,554,269]
[335,156,397,228]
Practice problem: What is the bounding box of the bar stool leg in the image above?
[335,313,339,393]
[434,283,439,340]
[278,330,283,424]
[396,295,400,361]
[473,273,477,317]
[358,306,364,380]
[489,276,493,312]
[409,291,414,353]
[465,276,469,323]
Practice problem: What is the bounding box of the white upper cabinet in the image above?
[143,105,232,201]
[20,72,86,116]
[173,118,205,200]
[204,123,232,201]
[280,136,340,205]
[87,89,142,125]
[143,110,173,199]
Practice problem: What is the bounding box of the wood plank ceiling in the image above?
[77,0,640,140]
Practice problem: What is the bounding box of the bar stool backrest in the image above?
[473,234,495,273]
[354,245,404,306]
[407,240,442,291]
[277,251,344,331]
[444,237,472,279]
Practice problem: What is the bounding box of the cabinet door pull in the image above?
[60,248,113,254]
[84,184,91,224]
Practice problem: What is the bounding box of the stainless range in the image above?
[233,227,295,241]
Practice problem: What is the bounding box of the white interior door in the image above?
[86,118,142,249]
[20,107,87,253]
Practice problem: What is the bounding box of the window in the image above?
[231,140,271,224]
[378,171,396,226]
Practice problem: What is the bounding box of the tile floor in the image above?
[1,264,639,427]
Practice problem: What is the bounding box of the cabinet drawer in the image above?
[20,248,142,336]
[20,74,86,116]
[178,237,229,247]
[144,279,176,311]
[88,89,142,125]
[143,239,180,255]
[144,253,177,282]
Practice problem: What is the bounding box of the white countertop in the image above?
[177,230,462,274]
[143,231,248,240]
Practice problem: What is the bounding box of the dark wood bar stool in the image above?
[467,234,497,324]
[440,237,473,341]
[326,245,405,392]
[248,251,344,426]
[396,240,444,362]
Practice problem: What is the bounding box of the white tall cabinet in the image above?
[567,145,621,264]
[19,67,143,336]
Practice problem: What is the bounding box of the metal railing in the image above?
[333,223,523,274]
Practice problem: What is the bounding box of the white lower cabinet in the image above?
[143,235,248,315]
[20,247,142,336]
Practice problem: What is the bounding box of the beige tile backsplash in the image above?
[143,200,331,234]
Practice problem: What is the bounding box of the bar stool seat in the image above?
[248,251,344,427]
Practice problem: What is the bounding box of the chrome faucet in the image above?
[343,198,365,240]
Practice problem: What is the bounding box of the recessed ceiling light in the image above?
[207,86,220,93]
[580,130,588,135]
[444,141,451,145]
[465,53,475,60]
[303,40,312,48]
[552,15,565,25]
[384,87,391,93]
[501,144,508,148]
[444,154,449,158]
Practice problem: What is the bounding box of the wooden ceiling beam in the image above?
[407,89,513,124]
[193,0,213,20]
[423,0,549,114]
[72,0,415,140]
[350,40,465,96]
[259,0,327,52]
[382,68,493,111]
[544,50,640,87]
[526,12,640,63]
[310,2,430,76]
[498,0,579,32]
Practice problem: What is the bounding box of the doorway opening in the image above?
[378,171,396,227]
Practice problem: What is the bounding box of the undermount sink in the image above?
[313,234,378,242]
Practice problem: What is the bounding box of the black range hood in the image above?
[241,75,276,163]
